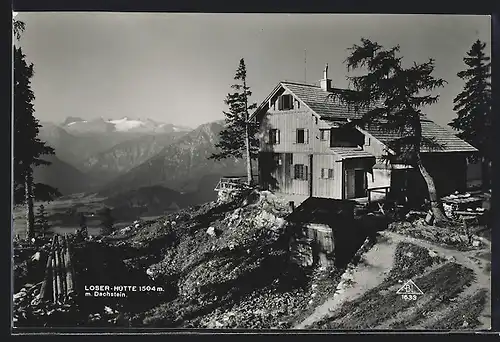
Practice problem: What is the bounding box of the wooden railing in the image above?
[214,175,259,191]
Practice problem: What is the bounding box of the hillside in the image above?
[98,120,248,196]
[32,154,95,195]
[81,131,187,180]
[13,190,490,329]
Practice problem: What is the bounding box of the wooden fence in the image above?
[38,234,76,303]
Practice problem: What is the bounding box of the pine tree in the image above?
[209,58,259,185]
[336,38,449,225]
[76,213,88,240]
[450,39,492,190]
[13,19,55,240]
[100,208,115,236]
[35,205,50,237]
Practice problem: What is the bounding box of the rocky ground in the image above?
[13,190,354,328]
[13,190,491,330]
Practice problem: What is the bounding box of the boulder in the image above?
[206,227,217,238]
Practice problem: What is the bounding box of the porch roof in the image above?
[330,147,375,160]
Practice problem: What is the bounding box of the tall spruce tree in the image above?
[336,38,449,225]
[450,39,492,190]
[209,58,259,185]
[13,19,55,240]
[35,205,50,237]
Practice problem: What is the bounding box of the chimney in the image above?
[320,63,332,92]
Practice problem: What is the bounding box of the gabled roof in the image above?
[252,80,478,154]
[365,119,478,153]
[281,82,366,120]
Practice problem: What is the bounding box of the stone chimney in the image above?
[319,63,332,92]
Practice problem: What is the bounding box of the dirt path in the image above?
[293,234,399,329]
[380,231,491,330]
[294,230,491,330]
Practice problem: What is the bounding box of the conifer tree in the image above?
[13,19,55,240]
[450,39,492,190]
[336,38,449,225]
[100,207,115,236]
[78,213,88,240]
[209,58,259,185]
[35,205,50,237]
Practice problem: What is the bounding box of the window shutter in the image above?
[329,169,334,179]
[277,129,281,144]
[305,129,310,144]
[321,168,325,179]
[305,165,308,180]
[278,96,283,110]
[264,129,270,144]
[295,129,299,143]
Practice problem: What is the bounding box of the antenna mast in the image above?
[304,49,307,83]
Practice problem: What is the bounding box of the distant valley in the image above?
[34,116,248,219]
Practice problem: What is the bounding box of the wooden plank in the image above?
[54,236,64,302]
[51,247,58,303]
[64,235,75,297]
[38,236,56,301]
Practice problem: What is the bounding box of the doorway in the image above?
[346,169,367,199]
[354,169,366,198]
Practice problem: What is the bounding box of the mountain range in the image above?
[34,116,248,211]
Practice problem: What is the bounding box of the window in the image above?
[278,94,294,110]
[321,168,334,179]
[294,164,308,180]
[269,129,280,145]
[273,154,282,166]
[320,129,330,141]
[296,128,308,144]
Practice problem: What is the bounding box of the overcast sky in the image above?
[15,13,490,129]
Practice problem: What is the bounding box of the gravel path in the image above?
[293,234,398,329]
[294,230,491,330]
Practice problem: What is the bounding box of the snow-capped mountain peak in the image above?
[107,117,145,132]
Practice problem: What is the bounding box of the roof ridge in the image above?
[280,80,320,87]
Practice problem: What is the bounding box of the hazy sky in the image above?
[15,13,490,129]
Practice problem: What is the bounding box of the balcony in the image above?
[214,175,259,192]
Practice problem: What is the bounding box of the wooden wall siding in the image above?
[263,152,310,195]
[260,110,369,155]
[307,223,335,267]
[362,132,391,158]
[312,154,342,199]
[291,153,310,195]
[260,109,319,154]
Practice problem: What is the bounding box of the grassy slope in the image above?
[311,242,484,330]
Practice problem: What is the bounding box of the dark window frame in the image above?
[269,129,280,145]
[296,129,306,144]
[294,164,308,180]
